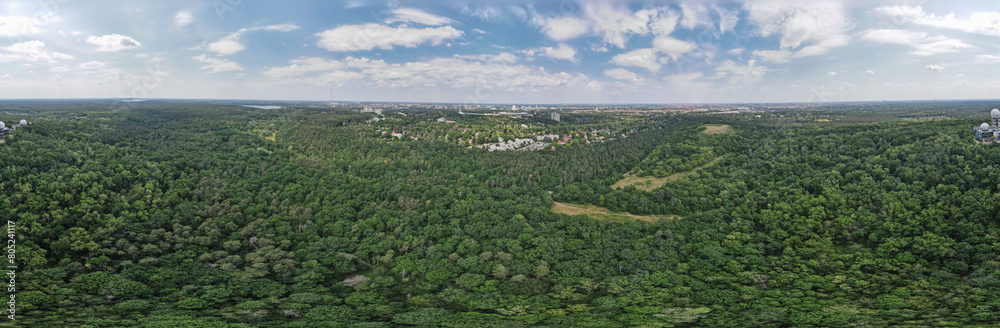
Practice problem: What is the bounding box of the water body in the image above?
[242,105,282,109]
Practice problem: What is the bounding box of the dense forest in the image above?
[1,100,1000,327]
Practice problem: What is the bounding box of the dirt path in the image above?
[551,201,680,222]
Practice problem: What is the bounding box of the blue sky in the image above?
[0,0,999,104]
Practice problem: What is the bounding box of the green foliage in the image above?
[6,101,1000,326]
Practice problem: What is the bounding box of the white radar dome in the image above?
[992,108,1000,118]
[19,119,26,125]
[982,123,991,130]
[0,122,5,129]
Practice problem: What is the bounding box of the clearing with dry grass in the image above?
[551,202,680,222]
[611,156,723,192]
[703,124,730,134]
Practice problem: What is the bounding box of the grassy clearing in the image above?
[703,124,730,134]
[551,202,679,222]
[611,156,723,192]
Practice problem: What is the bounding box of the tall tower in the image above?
[992,108,1000,129]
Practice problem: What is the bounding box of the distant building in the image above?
[551,112,560,122]
[0,119,27,144]
[436,117,447,123]
[361,106,383,116]
[975,108,1000,142]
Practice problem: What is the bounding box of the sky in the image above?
[0,0,999,104]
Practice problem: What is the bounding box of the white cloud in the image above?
[386,7,454,25]
[50,65,70,73]
[746,1,850,61]
[0,74,10,79]
[0,41,73,64]
[209,34,244,55]
[454,52,518,63]
[859,29,972,56]
[583,3,655,48]
[87,34,141,52]
[974,55,1000,63]
[874,5,1000,37]
[827,71,837,76]
[679,3,710,29]
[728,48,745,55]
[535,16,589,42]
[174,11,194,27]
[714,5,740,33]
[80,61,105,69]
[192,54,244,73]
[604,68,643,82]
[522,43,577,62]
[461,6,504,22]
[716,59,768,83]
[532,5,683,49]
[611,48,660,72]
[261,24,300,32]
[752,49,793,63]
[865,70,875,75]
[206,24,301,55]
[472,28,488,34]
[316,24,462,51]
[263,56,589,90]
[925,64,944,72]
[652,37,696,60]
[0,17,38,37]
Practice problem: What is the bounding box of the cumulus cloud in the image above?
[174,11,194,27]
[859,29,973,56]
[611,48,660,72]
[532,5,686,49]
[865,70,875,75]
[925,64,944,72]
[604,68,644,82]
[827,71,837,76]
[874,5,1000,37]
[583,3,655,48]
[385,7,454,25]
[192,54,244,73]
[522,43,577,62]
[653,37,696,60]
[534,16,589,42]
[263,56,589,90]
[209,34,244,55]
[0,17,38,37]
[87,34,141,52]
[206,24,300,55]
[679,3,710,29]
[316,24,462,51]
[746,1,851,62]
[0,40,73,64]
[974,55,1000,63]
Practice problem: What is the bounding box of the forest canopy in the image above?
[1,100,999,327]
